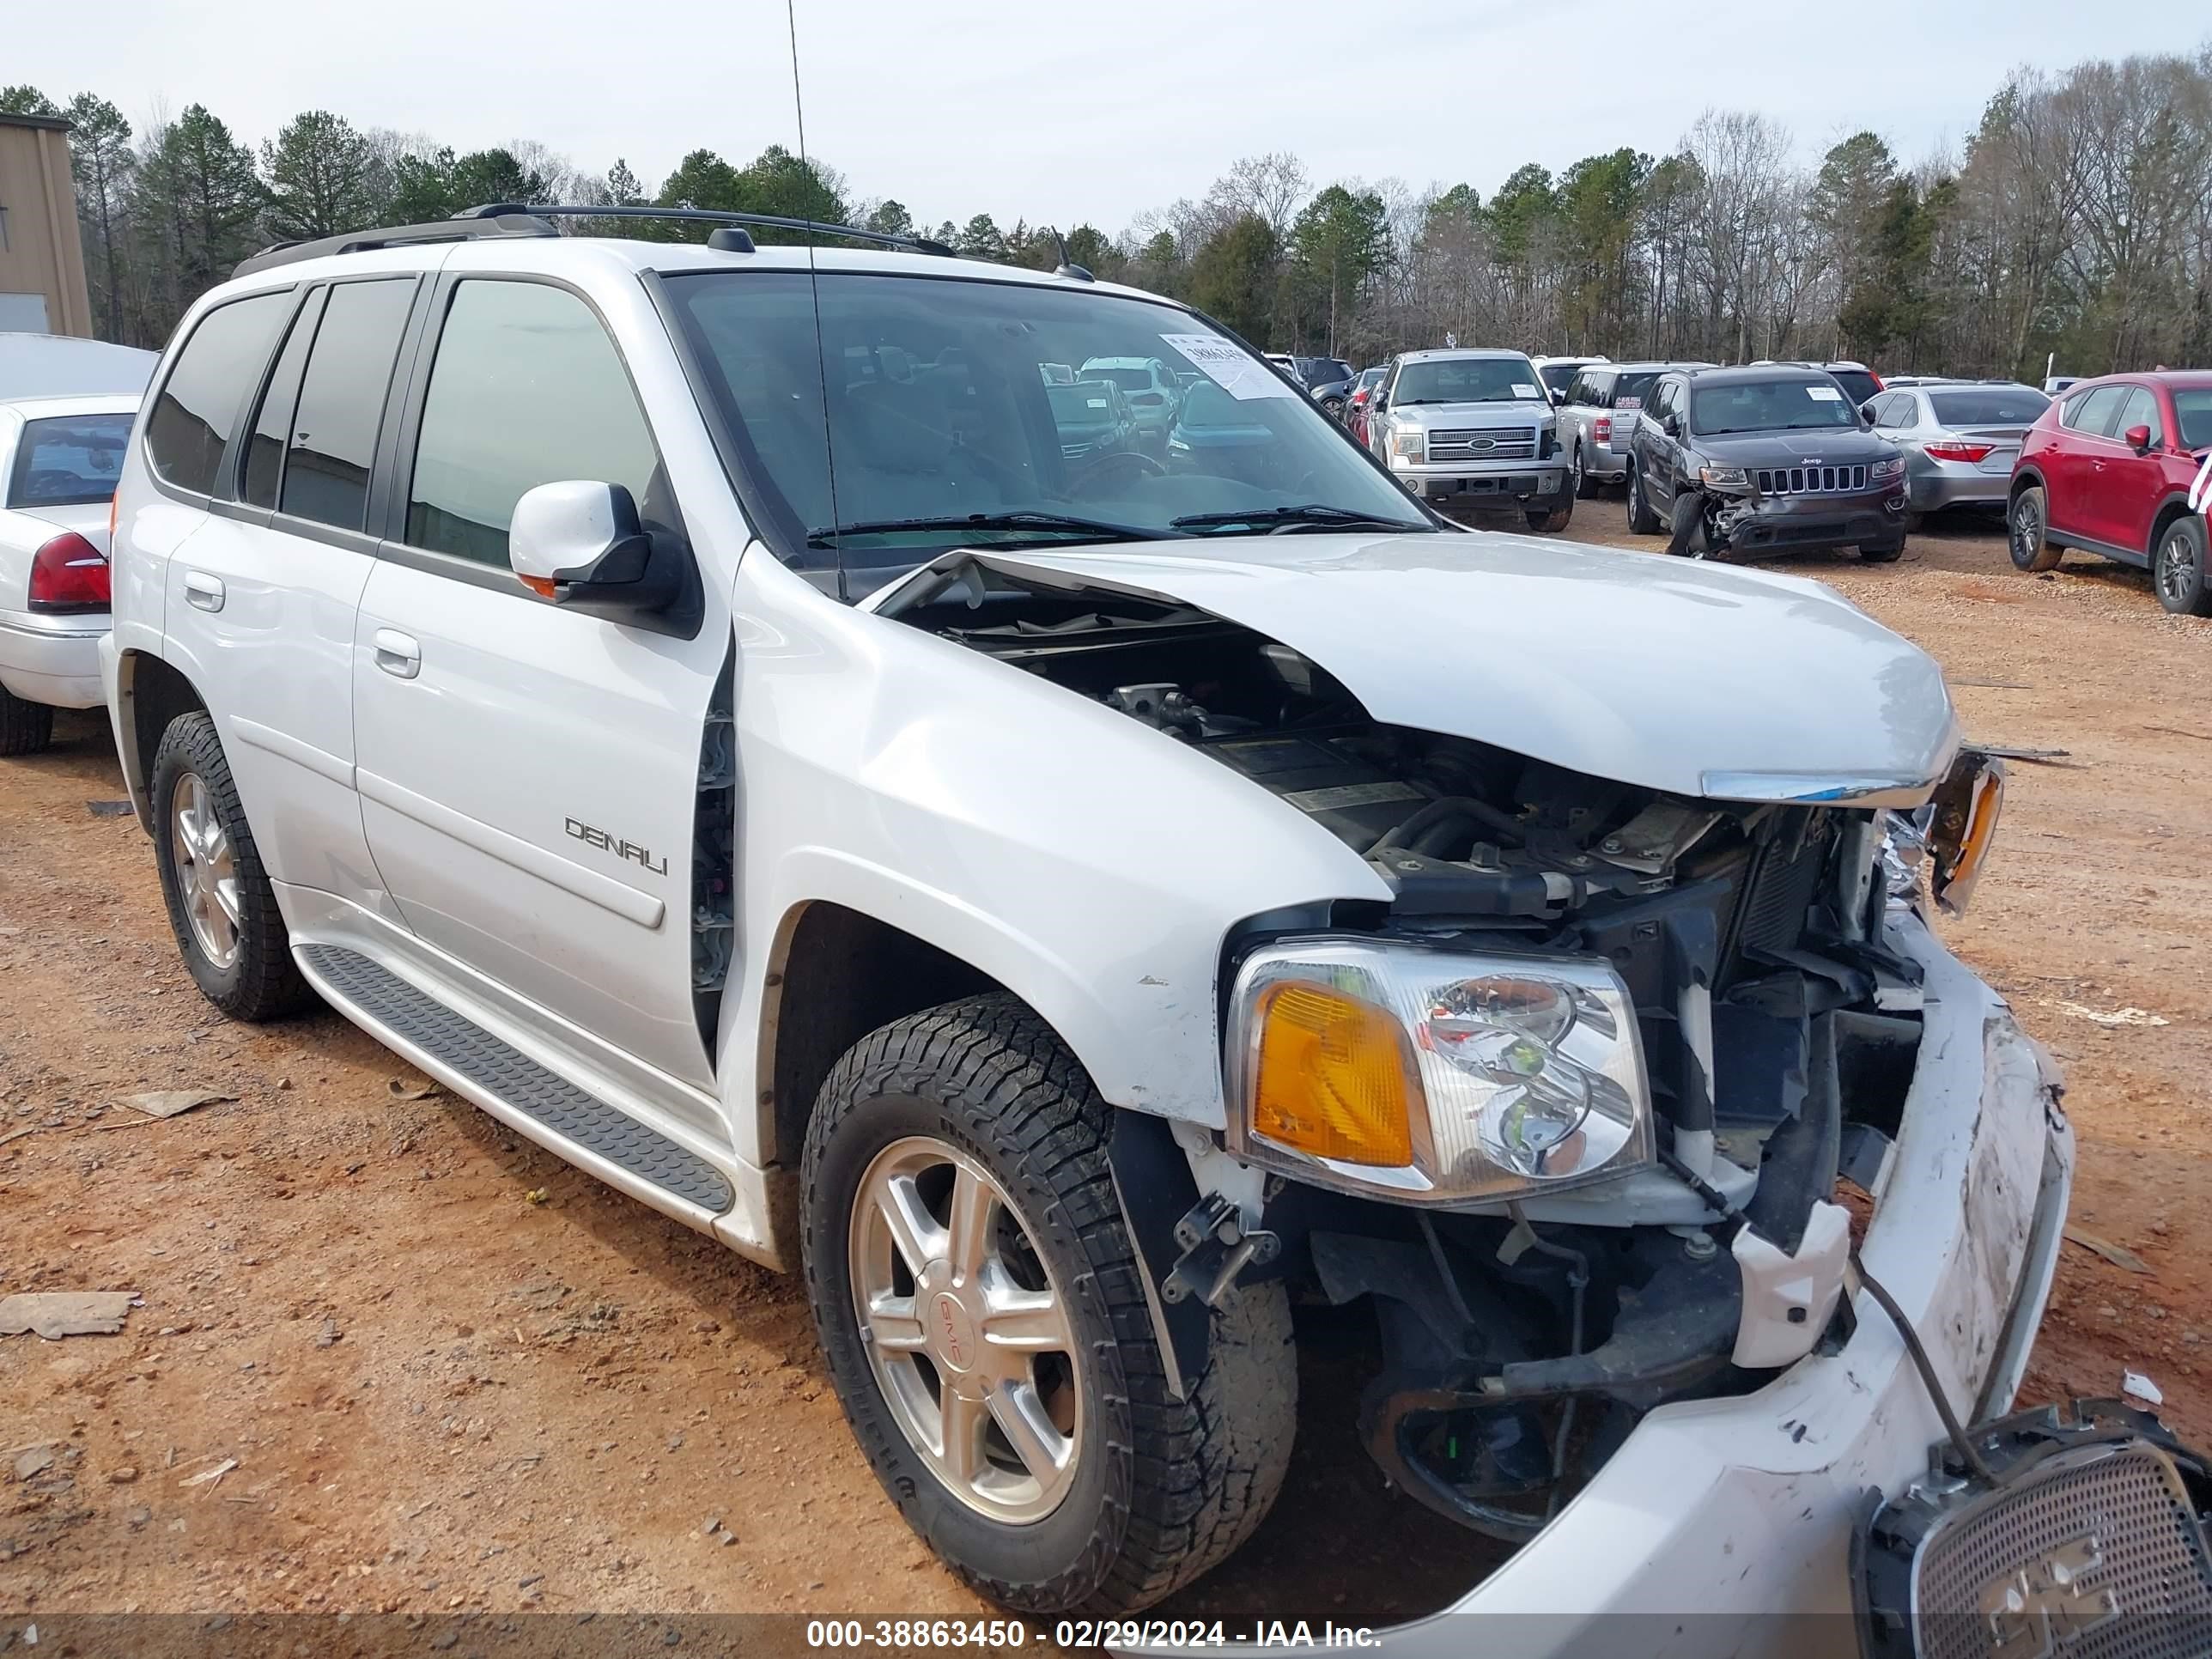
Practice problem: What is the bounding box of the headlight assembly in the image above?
[1389,428,1425,465]
[1228,938,1654,1204]
[1871,454,1907,483]
[1699,464,1751,489]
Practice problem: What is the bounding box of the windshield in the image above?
[1691,379,1860,436]
[1391,357,1544,406]
[2176,390,2212,450]
[1537,362,1582,393]
[1356,368,1384,391]
[1824,368,1880,404]
[1927,387,2049,427]
[663,270,1428,583]
[1081,363,1153,392]
[1048,382,1120,426]
[1613,371,1661,409]
[8,412,133,508]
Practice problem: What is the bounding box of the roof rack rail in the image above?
[231,212,555,280]
[458,203,960,258]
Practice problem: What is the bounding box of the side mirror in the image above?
[509,480,699,636]
[1861,405,1877,426]
[2123,422,2152,453]
[1661,412,1680,437]
[1370,392,1388,412]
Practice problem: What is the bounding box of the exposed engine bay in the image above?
[893,568,1936,1543]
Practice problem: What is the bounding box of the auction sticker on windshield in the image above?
[1512,383,1540,398]
[1161,334,1295,400]
[1805,385,1843,401]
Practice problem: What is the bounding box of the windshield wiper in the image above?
[1170,502,1425,534]
[805,511,1172,549]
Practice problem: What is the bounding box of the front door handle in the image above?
[373,629,422,680]
[183,570,225,612]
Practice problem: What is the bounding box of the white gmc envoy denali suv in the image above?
[100,206,2157,1653]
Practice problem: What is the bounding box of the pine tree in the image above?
[64,94,135,343]
[261,110,383,241]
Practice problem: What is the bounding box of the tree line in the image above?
[7,37,2209,380]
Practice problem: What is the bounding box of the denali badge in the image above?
[1977,1534,2118,1654]
[565,817,668,877]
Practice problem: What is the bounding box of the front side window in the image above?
[662,270,1426,583]
[2113,387,2163,447]
[145,290,291,495]
[406,281,665,567]
[9,413,133,507]
[280,278,416,532]
[2172,390,2212,451]
[1690,379,1859,436]
[1390,356,1545,406]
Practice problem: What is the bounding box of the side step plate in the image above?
[297,944,735,1213]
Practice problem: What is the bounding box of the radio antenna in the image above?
[786,0,847,599]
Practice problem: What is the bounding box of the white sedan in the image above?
[1,393,137,754]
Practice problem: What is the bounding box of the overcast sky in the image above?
[11,2,2209,232]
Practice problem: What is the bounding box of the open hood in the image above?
[867,532,1959,805]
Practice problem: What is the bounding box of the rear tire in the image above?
[801,994,1296,1616]
[2154,516,2212,617]
[149,711,315,1022]
[2008,485,2062,573]
[1626,465,1661,534]
[1573,445,1598,501]
[0,687,56,757]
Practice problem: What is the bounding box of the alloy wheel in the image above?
[2011,497,2042,564]
[2158,528,2195,608]
[171,771,241,969]
[848,1136,1083,1524]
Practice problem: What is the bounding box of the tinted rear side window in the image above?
[9,414,134,507]
[243,289,325,510]
[405,280,663,568]
[2069,386,2130,438]
[145,291,291,495]
[280,278,416,532]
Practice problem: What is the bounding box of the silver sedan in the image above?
[1866,381,2051,527]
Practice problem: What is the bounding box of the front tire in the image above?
[1858,536,1906,563]
[1526,497,1573,534]
[149,712,314,1021]
[801,994,1296,1616]
[2008,485,2062,573]
[1626,465,1661,534]
[2154,516,2212,617]
[0,686,56,757]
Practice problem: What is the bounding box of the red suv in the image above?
[2008,372,2212,614]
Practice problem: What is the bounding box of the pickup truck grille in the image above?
[1757,463,1868,495]
[1428,427,1537,463]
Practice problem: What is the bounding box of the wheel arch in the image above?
[2146,491,2197,558]
[2008,465,2047,504]
[112,649,207,835]
[757,896,1093,1178]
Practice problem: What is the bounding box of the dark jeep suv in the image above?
[1626,366,1909,562]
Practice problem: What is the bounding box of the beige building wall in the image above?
[0,113,94,339]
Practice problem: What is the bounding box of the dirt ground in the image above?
[4,504,2210,1633]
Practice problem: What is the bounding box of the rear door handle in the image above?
[183,570,225,612]
[373,629,422,680]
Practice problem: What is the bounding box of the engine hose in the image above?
[1371,795,1528,855]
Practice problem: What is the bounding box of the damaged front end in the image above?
[877,544,2036,1560]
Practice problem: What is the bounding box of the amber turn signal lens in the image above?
[1930,753,2005,915]
[1249,981,1417,1166]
